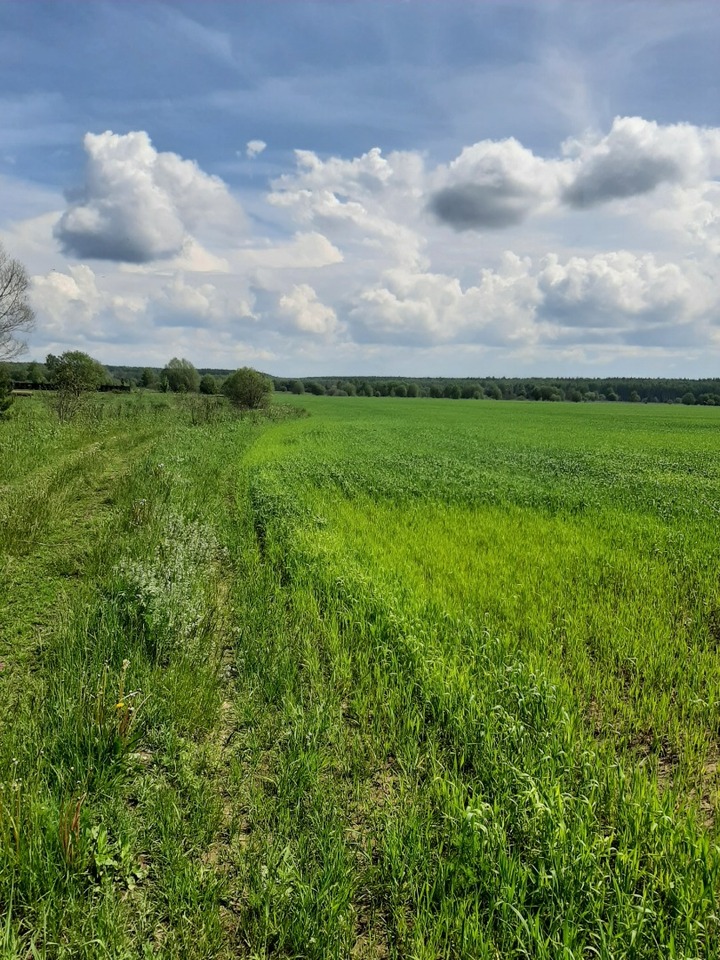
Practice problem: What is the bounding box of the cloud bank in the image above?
[7,115,720,372]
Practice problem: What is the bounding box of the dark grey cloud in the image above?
[54,217,175,263]
[562,153,683,208]
[428,181,535,230]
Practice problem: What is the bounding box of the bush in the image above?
[199,374,217,395]
[163,358,200,393]
[46,351,108,421]
[222,367,273,409]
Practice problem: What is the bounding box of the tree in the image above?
[46,351,108,421]
[0,242,35,361]
[222,367,273,409]
[290,379,305,395]
[199,374,217,395]
[139,367,158,389]
[47,351,107,394]
[0,365,14,419]
[26,360,45,384]
[163,357,200,393]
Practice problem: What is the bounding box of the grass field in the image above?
[1,393,719,957]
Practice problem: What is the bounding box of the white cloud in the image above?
[348,254,539,347]
[278,284,339,336]
[268,146,427,268]
[54,131,245,263]
[246,139,267,159]
[239,231,343,271]
[536,251,701,329]
[561,116,720,208]
[9,116,720,373]
[428,138,561,230]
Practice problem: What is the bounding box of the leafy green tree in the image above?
[46,351,108,421]
[139,368,157,389]
[199,374,218,395]
[222,367,273,409]
[406,382,420,397]
[47,351,107,395]
[163,358,200,393]
[290,379,305,394]
[682,391,696,405]
[305,381,326,396]
[629,390,641,403]
[26,360,45,384]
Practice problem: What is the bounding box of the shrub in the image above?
[222,367,273,409]
[46,351,108,421]
[199,374,217,395]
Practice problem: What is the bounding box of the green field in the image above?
[1,393,719,958]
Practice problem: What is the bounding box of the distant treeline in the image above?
[6,361,720,404]
[272,376,720,404]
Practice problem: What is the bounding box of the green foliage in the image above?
[47,351,107,395]
[199,373,217,395]
[138,367,157,389]
[46,351,108,421]
[0,364,13,418]
[222,366,273,409]
[163,357,200,393]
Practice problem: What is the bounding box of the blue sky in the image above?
[2,0,720,376]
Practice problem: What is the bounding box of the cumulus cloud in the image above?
[348,254,539,346]
[346,249,716,350]
[15,116,720,370]
[31,264,148,344]
[278,284,338,336]
[536,251,697,327]
[428,138,560,231]
[269,146,427,268]
[55,130,244,263]
[246,139,267,159]
[562,116,720,208]
[240,231,343,271]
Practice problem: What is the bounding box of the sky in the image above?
[2,0,720,377]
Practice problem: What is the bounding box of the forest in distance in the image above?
[6,357,720,404]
